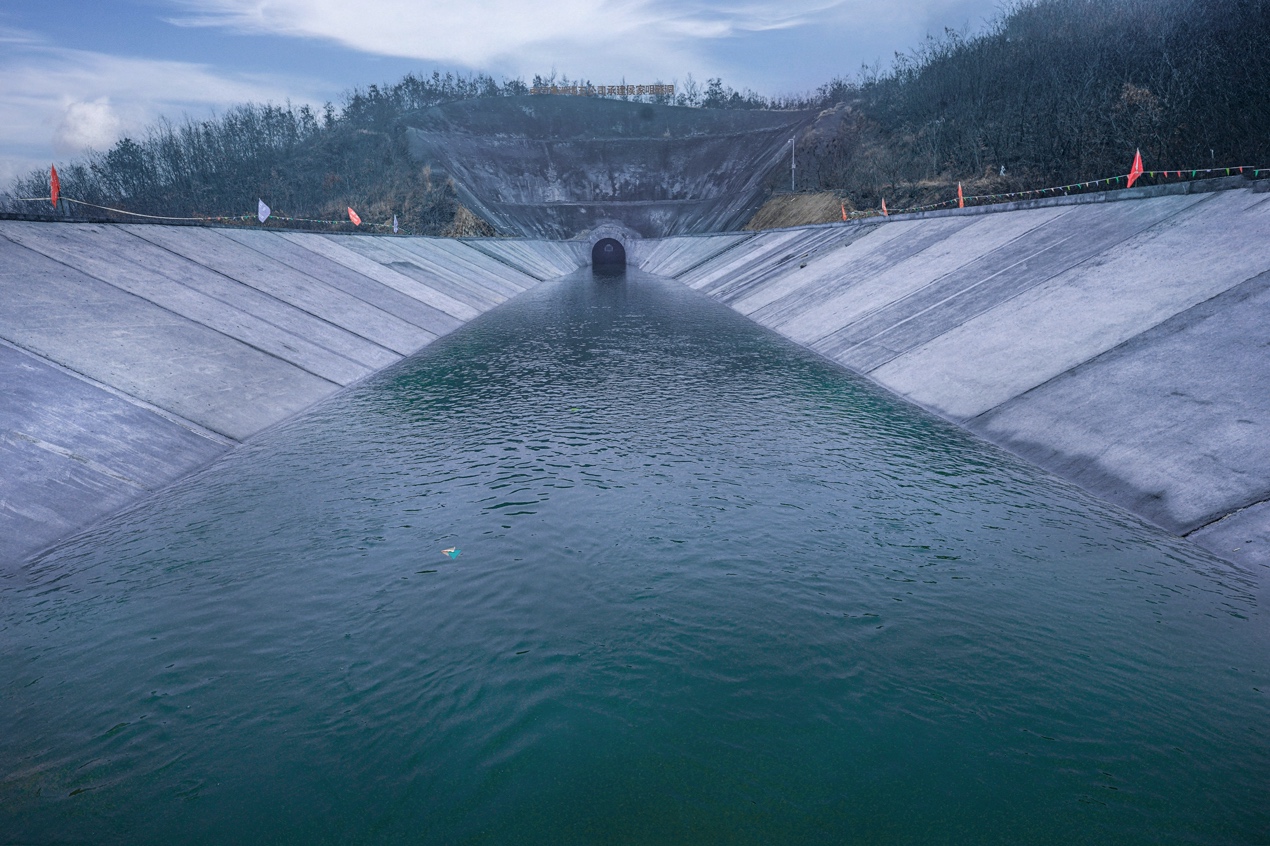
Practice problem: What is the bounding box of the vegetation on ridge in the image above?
[4,0,1267,231]
[4,73,523,234]
[787,0,1270,210]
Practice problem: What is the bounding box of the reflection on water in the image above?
[1,270,1266,845]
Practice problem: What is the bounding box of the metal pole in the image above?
[791,137,796,192]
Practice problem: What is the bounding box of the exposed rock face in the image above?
[406,96,812,239]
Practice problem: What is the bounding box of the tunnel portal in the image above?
[592,238,626,271]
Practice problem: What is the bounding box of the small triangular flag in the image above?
[50,165,60,209]
[881,198,888,217]
[257,199,271,223]
[348,207,362,226]
[393,214,399,234]
[957,182,964,209]
[1127,148,1144,188]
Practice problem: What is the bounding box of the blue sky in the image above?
[0,0,1003,186]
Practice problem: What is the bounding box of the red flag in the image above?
[957,182,964,209]
[841,201,847,221]
[348,207,361,226]
[50,165,60,208]
[881,198,889,217]
[1127,149,1144,188]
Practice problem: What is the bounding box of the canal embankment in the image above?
[637,178,1270,568]
[0,222,586,565]
[6,179,1268,571]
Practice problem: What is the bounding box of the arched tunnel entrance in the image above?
[591,238,626,272]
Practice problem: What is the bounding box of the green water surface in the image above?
[1,270,1266,844]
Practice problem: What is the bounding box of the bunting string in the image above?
[9,160,1267,231]
[10,195,407,233]
[847,163,1264,221]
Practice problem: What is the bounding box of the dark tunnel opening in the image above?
[591,238,626,274]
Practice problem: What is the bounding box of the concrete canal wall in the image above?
[6,180,1268,571]
[0,222,586,565]
[639,179,1270,569]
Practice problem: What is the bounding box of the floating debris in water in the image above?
[442,547,461,559]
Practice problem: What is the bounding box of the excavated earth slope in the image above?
[406,96,812,239]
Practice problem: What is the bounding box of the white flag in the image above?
[392,214,398,234]
[257,199,271,223]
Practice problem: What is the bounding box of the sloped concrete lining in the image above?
[127,226,431,359]
[871,190,1269,419]
[0,340,229,566]
[1191,501,1270,568]
[271,232,482,321]
[634,233,755,278]
[642,180,1270,568]
[0,223,574,566]
[679,226,874,301]
[0,222,375,387]
[763,209,1069,346]
[970,267,1270,535]
[825,196,1213,373]
[462,238,588,281]
[0,233,336,440]
[215,229,465,337]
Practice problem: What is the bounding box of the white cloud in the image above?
[0,24,41,45]
[0,31,325,187]
[0,0,1004,187]
[160,0,1002,96]
[167,0,847,82]
[54,98,126,154]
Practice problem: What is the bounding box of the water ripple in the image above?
[1,270,1266,845]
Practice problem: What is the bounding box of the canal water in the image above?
[1,270,1266,845]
